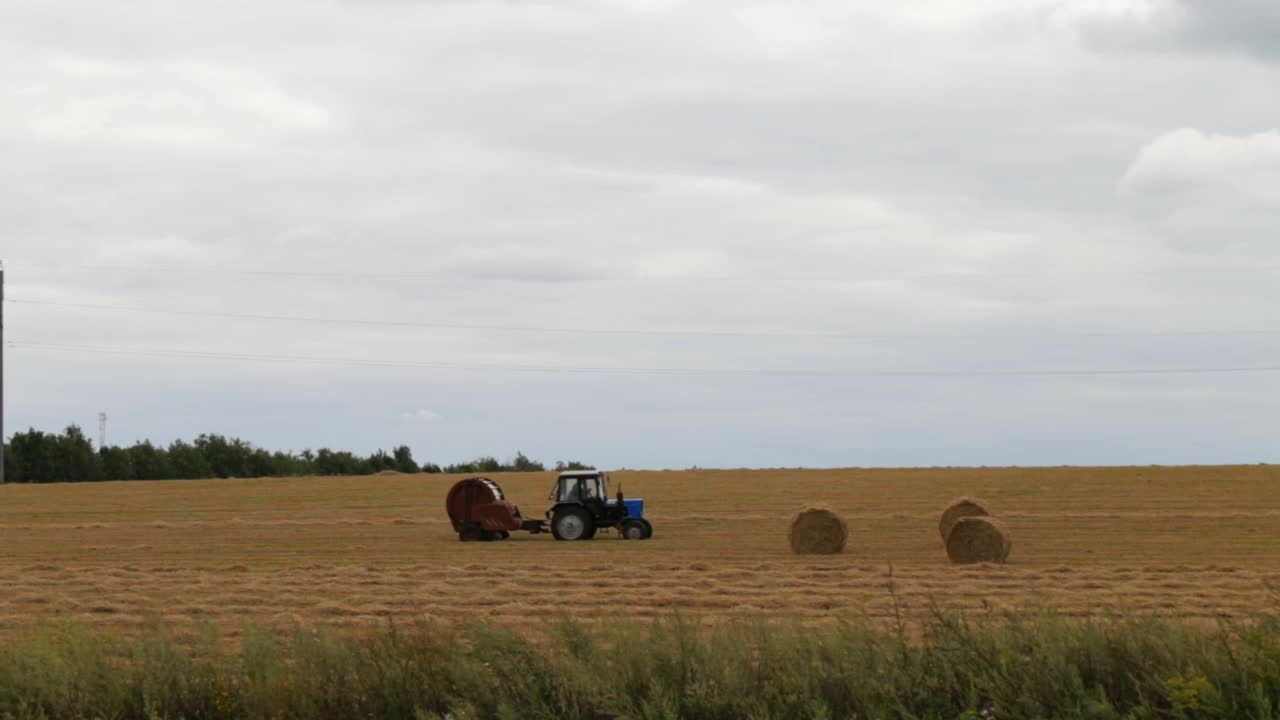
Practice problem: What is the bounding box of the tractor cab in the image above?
[549,470,609,506]
[546,470,652,541]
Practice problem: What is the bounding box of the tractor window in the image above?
[555,476,605,503]
[558,479,579,503]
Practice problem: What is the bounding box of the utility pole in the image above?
[98,412,107,450]
[1,260,6,485]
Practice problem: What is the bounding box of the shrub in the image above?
[2,611,1280,719]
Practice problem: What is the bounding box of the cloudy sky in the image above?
[2,0,1278,469]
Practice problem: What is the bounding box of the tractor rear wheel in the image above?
[621,519,647,540]
[551,507,592,541]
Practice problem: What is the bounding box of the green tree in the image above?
[3,425,561,483]
[99,446,137,481]
[168,440,214,480]
[444,456,503,474]
[392,445,419,474]
[57,426,102,482]
[315,449,362,475]
[2,439,23,483]
[194,434,254,478]
[129,441,172,480]
[246,449,275,478]
[8,429,54,483]
[511,452,545,472]
[363,450,398,474]
[270,451,311,476]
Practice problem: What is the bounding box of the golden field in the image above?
[1,465,1278,641]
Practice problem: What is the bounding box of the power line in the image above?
[9,341,1280,378]
[6,297,877,339]
[11,261,453,281]
[9,297,1280,341]
[9,259,1280,283]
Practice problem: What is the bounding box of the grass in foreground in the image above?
[3,609,1280,719]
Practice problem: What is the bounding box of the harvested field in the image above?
[1,465,1278,639]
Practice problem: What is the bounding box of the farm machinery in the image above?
[445,470,653,542]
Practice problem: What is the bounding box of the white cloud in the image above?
[3,55,340,150]
[632,248,740,279]
[403,410,444,423]
[1119,128,1280,252]
[1120,128,1280,194]
[1048,0,1181,35]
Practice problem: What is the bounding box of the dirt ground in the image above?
[2,466,1278,640]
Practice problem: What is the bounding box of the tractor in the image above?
[445,470,652,541]
[547,469,653,541]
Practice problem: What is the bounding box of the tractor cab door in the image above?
[578,475,609,519]
[550,477,581,503]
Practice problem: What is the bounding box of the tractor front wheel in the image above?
[552,508,593,541]
[621,519,647,540]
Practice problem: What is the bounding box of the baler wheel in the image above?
[551,507,592,541]
[459,524,484,542]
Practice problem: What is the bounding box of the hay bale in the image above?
[945,516,1012,564]
[939,496,991,542]
[789,508,848,555]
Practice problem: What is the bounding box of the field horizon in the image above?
[6,460,1277,484]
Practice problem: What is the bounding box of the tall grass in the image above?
[2,609,1280,719]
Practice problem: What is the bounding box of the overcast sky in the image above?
[2,0,1278,469]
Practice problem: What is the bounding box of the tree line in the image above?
[1,426,591,483]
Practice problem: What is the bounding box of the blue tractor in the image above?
[547,470,653,541]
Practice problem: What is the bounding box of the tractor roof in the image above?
[557,470,603,478]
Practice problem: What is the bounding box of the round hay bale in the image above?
[789,508,848,555]
[375,469,404,477]
[939,496,991,542]
[945,516,1012,564]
